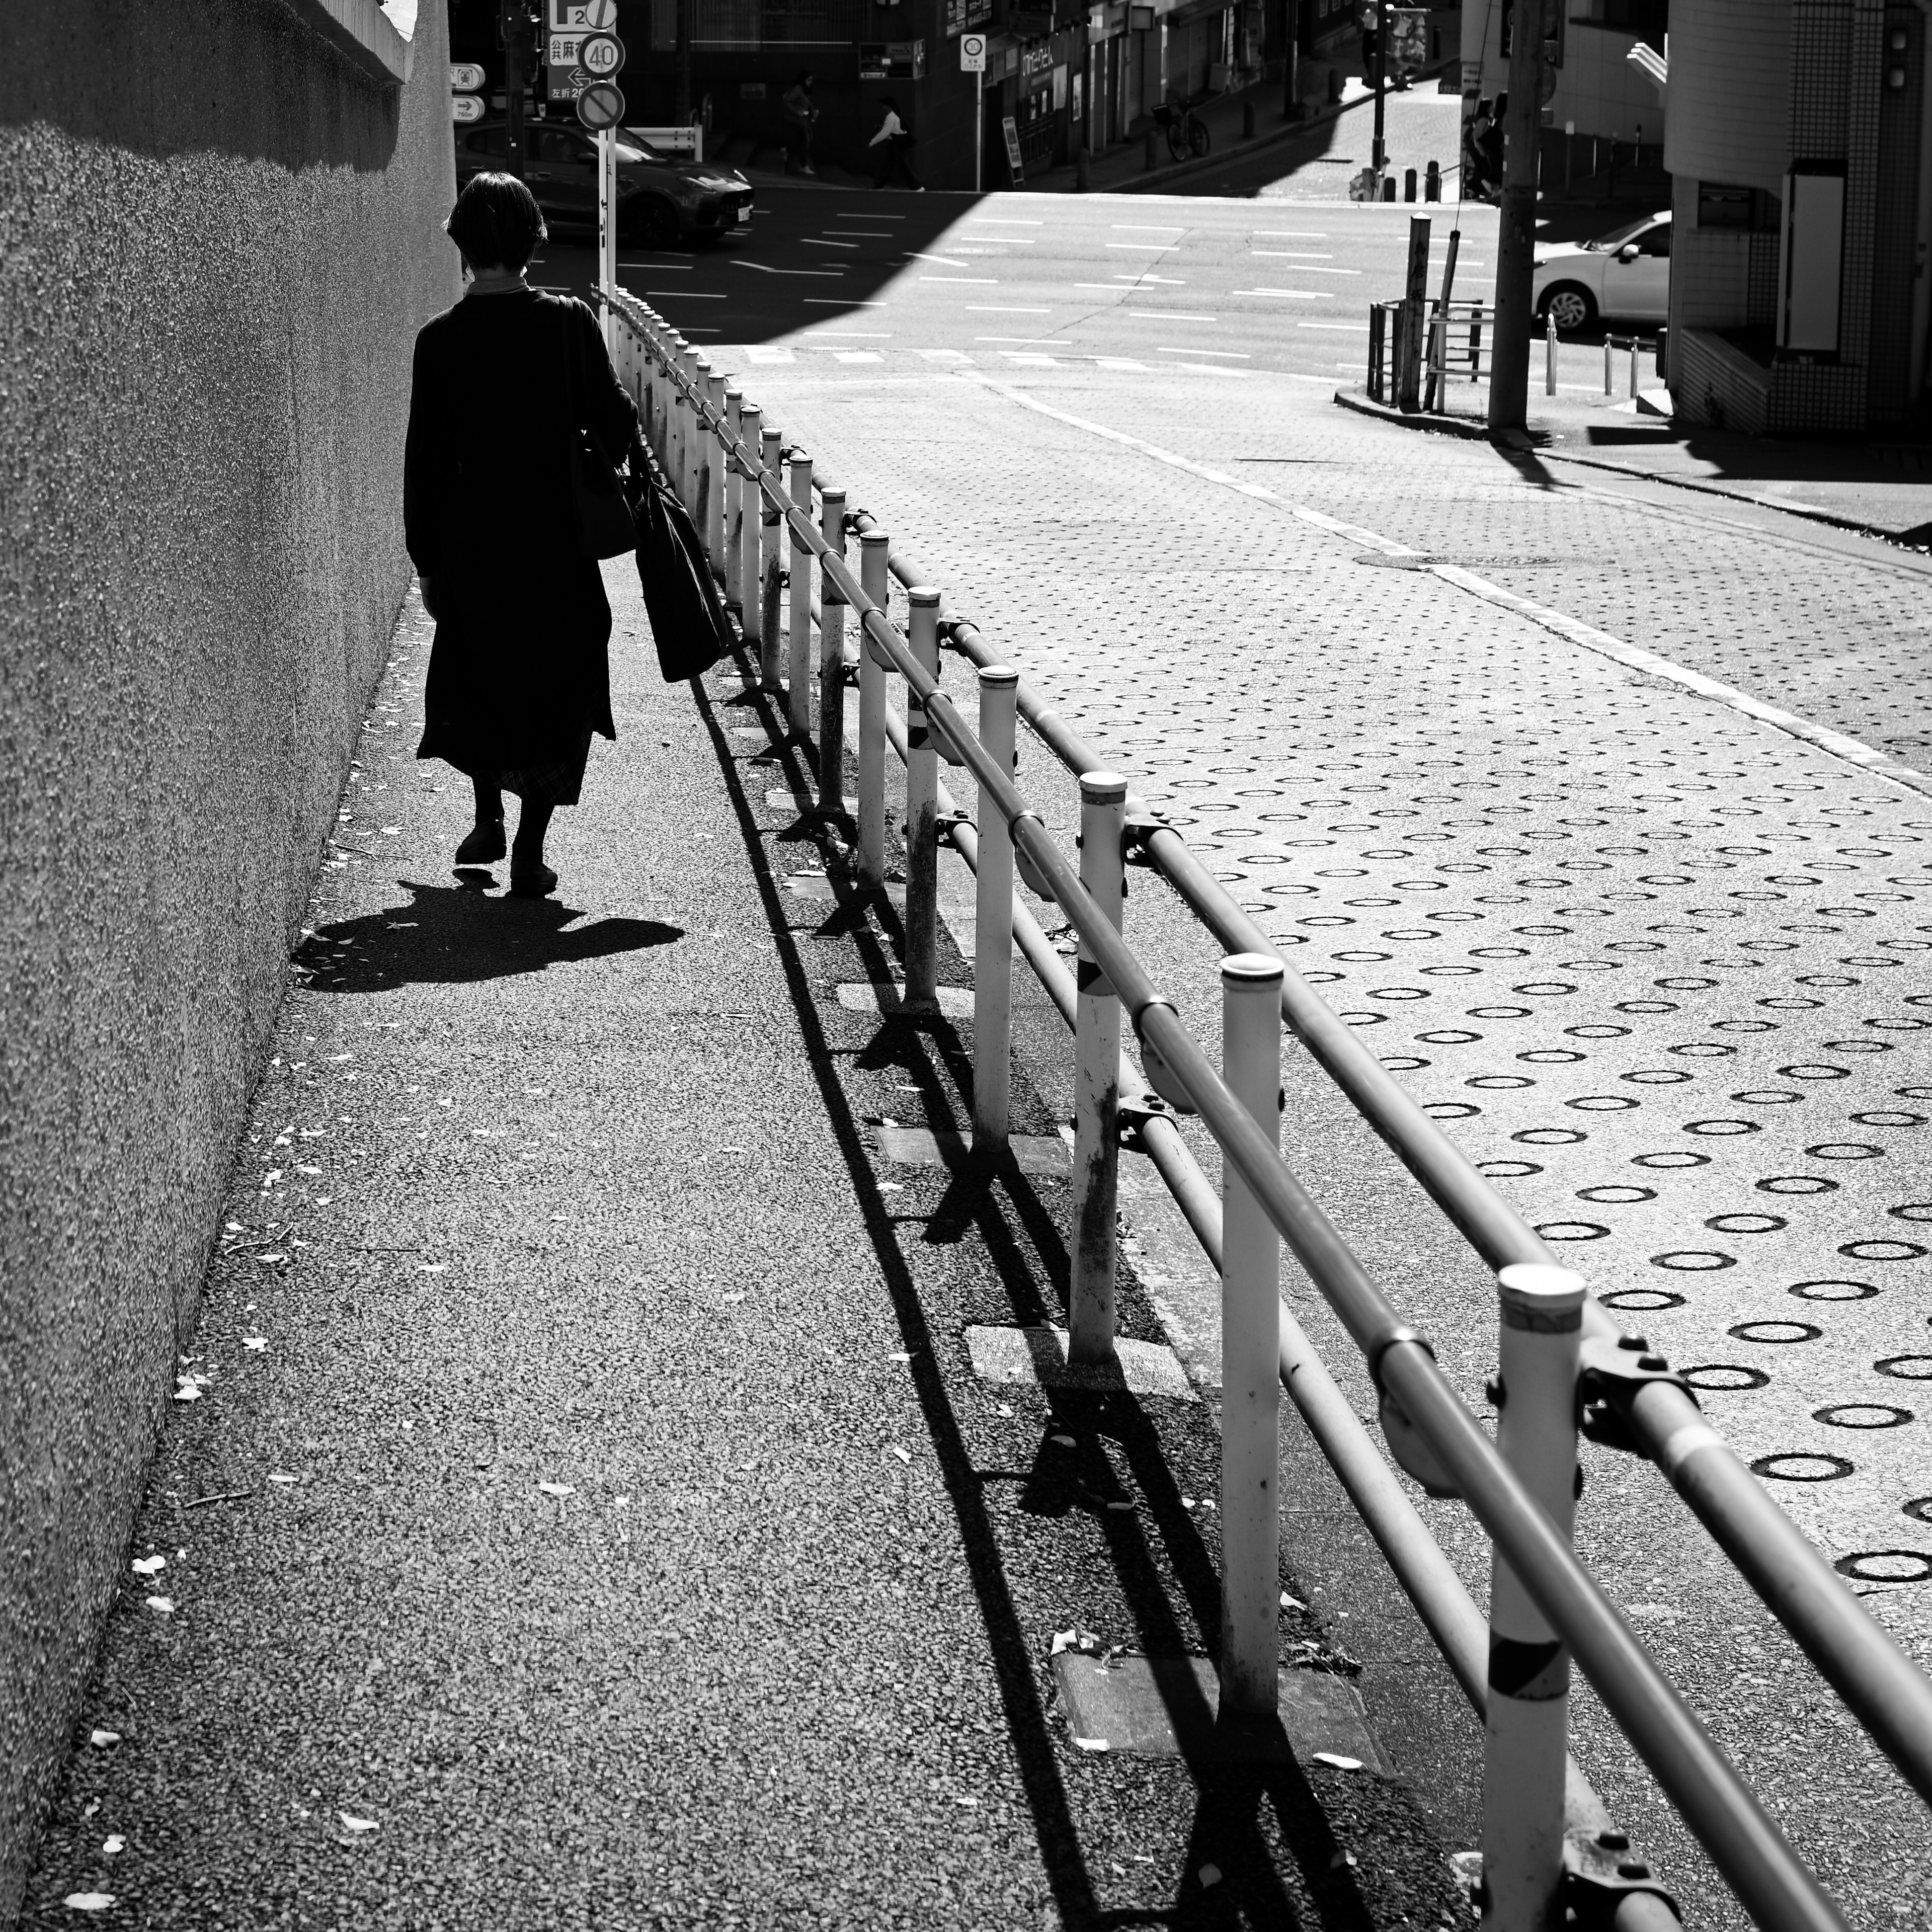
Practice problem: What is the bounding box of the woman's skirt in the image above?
[494,729,594,809]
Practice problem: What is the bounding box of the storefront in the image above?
[1011,33,1065,175]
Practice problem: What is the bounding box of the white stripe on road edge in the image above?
[970,377,1932,799]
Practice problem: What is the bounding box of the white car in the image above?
[1533,211,1671,331]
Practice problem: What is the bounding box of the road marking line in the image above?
[969,376,1932,798]
[834,351,883,362]
[809,238,860,249]
[1256,230,1329,237]
[1112,223,1184,231]
[1108,243,1174,250]
[824,229,895,236]
[1235,289,1336,299]
[1253,251,1334,258]
[967,305,1050,312]
[1073,283,1129,290]
[646,290,725,298]
[809,329,892,337]
[1299,321,1372,331]
[730,261,843,277]
[906,252,974,266]
[1156,346,1247,358]
[977,335,1071,343]
[802,297,889,306]
[921,276,998,284]
[1130,311,1216,320]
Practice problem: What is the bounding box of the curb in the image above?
[1331,386,1502,442]
[1331,388,1932,554]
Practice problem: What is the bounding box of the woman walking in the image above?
[405,172,640,898]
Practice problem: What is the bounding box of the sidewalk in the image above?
[19,569,1462,1924]
[1336,368,1932,542]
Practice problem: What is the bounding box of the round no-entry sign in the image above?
[579,0,618,27]
[577,79,626,130]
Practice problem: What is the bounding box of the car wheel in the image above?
[1540,283,1596,332]
[632,196,680,249]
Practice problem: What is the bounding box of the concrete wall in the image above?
[0,1,458,1912]
[1665,0,1792,195]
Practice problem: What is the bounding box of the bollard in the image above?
[1482,1262,1585,1932]
[690,357,712,535]
[1076,144,1091,192]
[671,391,690,513]
[1602,335,1613,396]
[856,529,891,891]
[1629,338,1640,401]
[972,668,1019,1158]
[1220,951,1284,1722]
[817,489,847,817]
[705,370,728,567]
[901,589,943,1014]
[723,389,744,609]
[1367,304,1387,401]
[1404,165,1417,201]
[1425,157,1440,200]
[1068,772,1126,1367]
[759,424,785,688]
[1382,175,1396,201]
[738,404,764,648]
[1243,99,1256,139]
[1545,308,1557,395]
[787,451,813,735]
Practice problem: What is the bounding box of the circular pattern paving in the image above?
[1750,1453,1855,1482]
[1833,1550,1932,1584]
[1681,1363,1772,1392]
[1600,1288,1686,1312]
[1814,1403,1915,1429]
[1730,1321,1821,1344]
[1874,1355,1932,1381]
[1790,1279,1880,1302]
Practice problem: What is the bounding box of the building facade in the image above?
[1665,0,1931,432]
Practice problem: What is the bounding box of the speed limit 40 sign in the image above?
[960,31,987,69]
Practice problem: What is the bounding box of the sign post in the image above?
[578,74,627,345]
[960,33,987,194]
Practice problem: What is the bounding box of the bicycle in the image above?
[1152,94,1211,162]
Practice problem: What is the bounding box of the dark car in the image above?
[456,118,753,247]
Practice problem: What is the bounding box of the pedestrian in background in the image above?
[405,172,640,899]
[782,70,818,176]
[870,96,923,190]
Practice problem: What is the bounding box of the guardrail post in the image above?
[723,389,743,610]
[972,667,1019,1159]
[705,371,727,568]
[670,388,690,514]
[856,529,891,891]
[1629,339,1640,400]
[902,588,943,1012]
[689,356,712,527]
[759,424,785,688]
[1220,951,1284,1723]
[1602,336,1613,396]
[1069,772,1126,1366]
[1367,305,1385,402]
[1483,1262,1585,1932]
[787,452,814,734]
[817,489,847,816]
[738,404,764,645]
[1545,311,1557,395]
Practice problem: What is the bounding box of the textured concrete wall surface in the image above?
[0,1,458,1912]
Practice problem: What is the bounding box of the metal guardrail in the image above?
[603,290,1932,1932]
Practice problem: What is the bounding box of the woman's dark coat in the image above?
[404,289,638,776]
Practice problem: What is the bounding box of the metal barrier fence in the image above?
[1370,297,1494,409]
[605,289,1932,1932]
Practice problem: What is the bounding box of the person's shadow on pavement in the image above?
[291,878,682,992]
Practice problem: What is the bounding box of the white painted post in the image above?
[1629,338,1640,400]
[1603,335,1614,396]
[759,424,785,689]
[902,588,943,1013]
[1220,951,1283,1723]
[817,489,847,817]
[671,390,690,513]
[787,451,814,735]
[856,529,891,891]
[1482,1262,1585,1932]
[688,356,711,531]
[723,389,744,610]
[598,128,616,348]
[705,371,728,568]
[1545,310,1557,395]
[1068,772,1126,1366]
[973,667,1019,1158]
[738,404,764,647]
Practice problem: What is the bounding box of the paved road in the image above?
[595,190,1932,1931]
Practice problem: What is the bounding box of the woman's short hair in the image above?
[446,172,548,273]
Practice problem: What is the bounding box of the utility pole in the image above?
[1486,0,1544,433]
[675,0,693,123]
[501,0,529,181]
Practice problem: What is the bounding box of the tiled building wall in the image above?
[1673,324,1773,431]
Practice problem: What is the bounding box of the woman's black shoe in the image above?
[509,858,557,898]
[455,818,507,865]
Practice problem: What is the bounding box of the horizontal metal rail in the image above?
[806,499,1932,1825]
[612,294,1909,1932]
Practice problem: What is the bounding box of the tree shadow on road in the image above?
[291,878,682,992]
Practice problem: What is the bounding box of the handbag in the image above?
[635,451,734,683]
[560,299,638,561]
